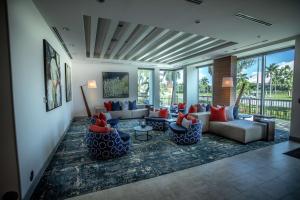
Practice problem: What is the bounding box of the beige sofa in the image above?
[191,112,267,144]
[95,104,148,119]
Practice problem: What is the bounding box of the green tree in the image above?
[265,63,279,97]
[280,65,293,97]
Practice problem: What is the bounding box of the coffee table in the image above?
[134,126,153,141]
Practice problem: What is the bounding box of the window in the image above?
[159,69,185,107]
[160,70,173,107]
[174,69,184,104]
[198,65,213,104]
[237,48,295,131]
[137,69,154,104]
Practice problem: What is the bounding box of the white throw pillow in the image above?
[149,111,160,118]
[122,100,129,110]
[181,117,192,129]
[104,112,112,120]
[225,105,234,121]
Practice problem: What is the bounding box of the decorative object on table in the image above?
[222,77,234,87]
[65,63,72,102]
[43,39,62,111]
[253,115,275,141]
[85,128,130,160]
[80,80,97,117]
[102,72,129,98]
[139,120,146,128]
[134,125,153,141]
[238,114,253,120]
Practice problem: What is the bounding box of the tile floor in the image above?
[67,141,300,200]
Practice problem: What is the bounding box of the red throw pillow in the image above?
[176,112,185,125]
[96,119,107,127]
[104,101,112,111]
[186,114,198,124]
[159,108,169,118]
[92,114,99,119]
[89,125,111,133]
[210,106,227,122]
[98,112,107,121]
[178,103,186,110]
[188,105,197,113]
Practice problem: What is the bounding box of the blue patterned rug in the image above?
[31,117,289,199]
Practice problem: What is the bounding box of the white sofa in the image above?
[191,112,267,144]
[95,104,148,119]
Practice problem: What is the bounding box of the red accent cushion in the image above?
[210,106,227,122]
[96,119,107,127]
[98,112,107,121]
[89,125,111,133]
[159,108,169,118]
[188,105,198,113]
[104,101,112,111]
[176,112,185,125]
[186,114,198,124]
[178,103,186,109]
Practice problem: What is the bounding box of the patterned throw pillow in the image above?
[149,111,160,118]
[182,117,192,129]
[104,112,112,121]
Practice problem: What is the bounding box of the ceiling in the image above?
[33,0,300,67]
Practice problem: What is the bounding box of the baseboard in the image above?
[289,136,300,143]
[23,119,73,200]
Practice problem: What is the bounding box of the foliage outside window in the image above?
[160,69,184,107]
[137,69,153,104]
[198,66,213,104]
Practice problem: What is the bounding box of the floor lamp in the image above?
[81,80,97,117]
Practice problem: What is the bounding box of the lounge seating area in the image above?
[2,1,300,200]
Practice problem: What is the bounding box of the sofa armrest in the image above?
[190,112,210,132]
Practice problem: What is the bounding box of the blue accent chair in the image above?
[145,117,168,131]
[169,122,202,145]
[85,129,130,160]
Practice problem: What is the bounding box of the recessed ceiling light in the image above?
[62,27,70,31]
[97,0,105,3]
[194,19,200,24]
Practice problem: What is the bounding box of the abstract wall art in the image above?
[65,63,72,102]
[43,39,62,111]
[102,72,129,98]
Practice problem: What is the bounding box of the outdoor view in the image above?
[137,69,153,104]
[237,49,295,131]
[160,69,184,107]
[198,66,213,104]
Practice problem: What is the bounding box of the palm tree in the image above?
[280,65,293,97]
[200,77,209,93]
[265,63,279,97]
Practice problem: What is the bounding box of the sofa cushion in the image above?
[109,110,131,119]
[129,100,137,110]
[132,108,148,118]
[209,120,266,143]
[104,101,112,111]
[210,106,227,122]
[112,101,121,111]
[159,108,169,118]
[149,110,159,118]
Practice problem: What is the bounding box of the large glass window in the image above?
[174,69,184,104]
[160,69,185,107]
[137,69,154,104]
[237,48,295,131]
[198,66,213,104]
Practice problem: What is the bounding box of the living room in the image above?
[1,0,300,200]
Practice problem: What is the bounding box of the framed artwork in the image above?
[102,72,129,98]
[43,39,62,111]
[65,63,72,102]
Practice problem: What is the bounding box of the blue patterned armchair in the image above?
[169,122,202,145]
[145,117,168,131]
[85,129,130,160]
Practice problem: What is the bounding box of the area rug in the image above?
[284,148,300,159]
[31,117,289,200]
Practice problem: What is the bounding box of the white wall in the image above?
[7,0,73,198]
[72,61,141,116]
[290,35,300,140]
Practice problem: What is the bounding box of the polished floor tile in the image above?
[68,141,300,200]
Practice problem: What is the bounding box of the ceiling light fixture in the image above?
[194,19,200,24]
[185,0,203,5]
[235,12,272,27]
[97,0,105,3]
[62,27,70,31]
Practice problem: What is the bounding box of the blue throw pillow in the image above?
[129,100,137,110]
[112,101,121,111]
[206,104,211,112]
[233,106,239,119]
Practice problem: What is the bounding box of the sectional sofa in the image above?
[95,104,148,119]
[191,112,267,144]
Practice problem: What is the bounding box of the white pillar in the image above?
[184,66,198,109]
[290,35,300,141]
